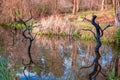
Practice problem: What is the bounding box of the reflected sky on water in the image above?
[0,36,116,80]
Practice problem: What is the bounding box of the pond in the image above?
[0,34,119,80]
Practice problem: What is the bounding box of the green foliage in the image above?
[0,44,15,80]
[0,58,10,80]
[109,69,115,80]
[109,69,120,80]
[59,33,66,36]
[0,22,32,29]
[0,23,10,28]
[115,28,120,38]
[47,31,52,37]
[115,28,120,45]
[10,23,25,29]
[73,32,80,38]
[0,51,14,80]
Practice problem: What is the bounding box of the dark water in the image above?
[0,34,119,80]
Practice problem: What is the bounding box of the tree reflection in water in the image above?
[81,15,112,80]
[19,38,115,80]
[3,33,115,80]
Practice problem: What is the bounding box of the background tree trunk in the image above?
[112,0,115,7]
[101,0,105,10]
[73,0,77,14]
[76,0,80,12]
[115,57,120,77]
[72,0,79,14]
[55,0,58,14]
[115,0,120,27]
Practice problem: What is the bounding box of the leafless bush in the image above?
[1,0,31,23]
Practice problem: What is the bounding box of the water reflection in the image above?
[2,36,116,80]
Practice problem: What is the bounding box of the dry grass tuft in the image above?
[38,15,75,35]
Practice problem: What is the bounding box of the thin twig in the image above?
[81,28,97,39]
[24,10,33,23]
[103,24,112,31]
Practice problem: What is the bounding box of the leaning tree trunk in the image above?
[115,0,120,27]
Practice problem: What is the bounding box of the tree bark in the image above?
[54,0,58,14]
[73,0,77,14]
[115,0,120,27]
[101,0,105,10]
[72,0,79,15]
[76,0,80,12]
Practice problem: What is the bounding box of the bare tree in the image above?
[81,15,111,80]
[18,11,39,65]
[1,0,32,23]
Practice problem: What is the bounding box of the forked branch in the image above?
[18,10,39,65]
[81,15,112,80]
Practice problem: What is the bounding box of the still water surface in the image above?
[1,36,118,80]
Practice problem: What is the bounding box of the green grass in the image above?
[0,9,117,45]
[109,69,120,80]
[0,21,33,30]
[0,57,11,80]
[0,43,14,80]
[0,54,14,80]
[114,28,120,45]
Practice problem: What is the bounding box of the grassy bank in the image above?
[1,9,120,45]
[35,9,119,45]
[0,48,14,80]
[0,31,15,80]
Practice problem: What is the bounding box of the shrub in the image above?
[109,69,120,80]
[0,55,14,80]
[115,28,120,44]
[37,4,51,15]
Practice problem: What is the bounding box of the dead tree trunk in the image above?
[81,15,111,80]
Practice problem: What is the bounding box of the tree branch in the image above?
[81,28,97,39]
[103,24,112,31]
[81,15,112,80]
[33,31,39,40]
[24,10,33,23]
